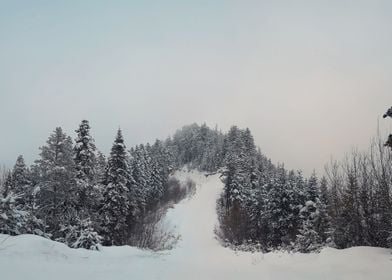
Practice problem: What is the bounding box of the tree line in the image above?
[216,108,392,252]
[1,119,391,252]
[0,121,174,249]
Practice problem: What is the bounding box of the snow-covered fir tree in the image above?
[264,167,296,248]
[73,120,99,214]
[12,155,30,195]
[295,200,322,253]
[295,172,322,252]
[101,129,132,245]
[0,189,45,237]
[0,192,29,235]
[2,171,13,197]
[33,127,77,238]
[129,145,149,213]
[74,120,96,182]
[95,150,107,185]
[147,155,164,207]
[9,155,35,221]
[316,177,333,244]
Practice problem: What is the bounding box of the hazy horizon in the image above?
[1,1,392,176]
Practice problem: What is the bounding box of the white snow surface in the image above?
[1,169,392,280]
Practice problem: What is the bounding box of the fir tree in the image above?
[2,172,13,197]
[317,177,333,244]
[129,145,148,213]
[34,127,77,237]
[0,192,29,235]
[12,155,30,195]
[148,157,164,207]
[295,201,322,253]
[74,120,97,212]
[101,129,131,245]
[306,171,319,203]
[95,150,107,185]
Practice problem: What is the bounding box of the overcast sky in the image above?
[0,0,391,176]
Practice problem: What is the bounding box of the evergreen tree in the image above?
[334,160,364,248]
[0,192,30,235]
[9,155,35,216]
[373,175,391,247]
[242,128,257,158]
[306,171,319,203]
[295,201,322,253]
[264,167,292,247]
[101,129,131,245]
[148,157,164,207]
[2,172,13,197]
[74,120,96,182]
[295,171,322,252]
[150,139,173,188]
[34,127,77,237]
[95,150,107,185]
[317,177,333,244]
[73,120,97,213]
[129,145,148,212]
[12,155,30,195]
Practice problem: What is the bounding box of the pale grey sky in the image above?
[0,0,391,175]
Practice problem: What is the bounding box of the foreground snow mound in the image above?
[1,169,392,280]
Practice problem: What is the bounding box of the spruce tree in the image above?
[95,150,107,186]
[317,177,333,244]
[334,161,363,248]
[12,155,30,194]
[2,172,13,197]
[150,139,172,187]
[74,120,97,212]
[129,145,148,212]
[34,127,77,237]
[295,173,323,252]
[74,120,96,181]
[296,207,322,252]
[0,192,29,235]
[101,129,131,245]
[306,171,319,203]
[264,166,292,247]
[148,157,164,207]
[10,155,34,213]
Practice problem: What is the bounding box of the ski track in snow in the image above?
[1,169,392,280]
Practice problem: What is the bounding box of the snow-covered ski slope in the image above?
[1,169,392,280]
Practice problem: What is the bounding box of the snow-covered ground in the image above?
[1,169,391,280]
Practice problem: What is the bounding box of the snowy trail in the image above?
[163,170,223,253]
[1,169,392,280]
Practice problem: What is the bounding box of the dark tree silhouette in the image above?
[383,107,392,119]
[384,107,392,149]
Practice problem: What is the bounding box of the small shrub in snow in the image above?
[59,218,102,250]
[0,192,30,235]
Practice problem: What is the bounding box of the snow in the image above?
[1,169,392,280]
